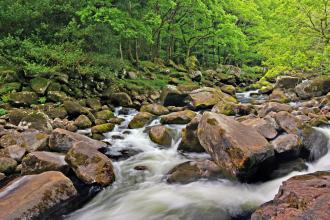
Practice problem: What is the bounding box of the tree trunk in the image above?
[119,41,123,61]
[135,39,140,64]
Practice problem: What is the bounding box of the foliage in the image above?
[0,108,7,116]
[38,97,47,104]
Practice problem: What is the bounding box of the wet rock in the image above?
[0,172,5,181]
[197,112,274,181]
[251,171,330,220]
[269,158,307,179]
[74,115,92,129]
[109,92,133,107]
[274,76,301,89]
[65,141,115,186]
[0,145,26,162]
[64,100,83,117]
[0,171,77,220]
[301,126,329,160]
[128,112,155,129]
[47,91,70,103]
[0,157,17,174]
[241,118,278,140]
[91,123,115,134]
[0,130,49,152]
[274,111,301,134]
[148,125,173,147]
[49,128,106,152]
[178,115,204,152]
[108,117,125,125]
[31,77,50,94]
[295,76,330,99]
[258,102,292,117]
[140,104,169,116]
[21,151,68,175]
[271,133,301,155]
[8,91,39,107]
[166,160,223,184]
[18,111,53,132]
[95,109,114,120]
[134,165,149,171]
[160,110,196,124]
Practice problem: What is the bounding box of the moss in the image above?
[95,110,114,120]
[91,123,115,134]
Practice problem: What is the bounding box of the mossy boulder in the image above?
[44,107,67,119]
[295,76,330,99]
[140,104,169,116]
[31,77,51,94]
[0,82,22,95]
[95,110,114,120]
[86,98,102,111]
[91,123,115,134]
[19,111,53,132]
[0,157,17,174]
[47,82,62,91]
[109,92,133,107]
[221,85,236,95]
[148,125,173,147]
[47,91,70,103]
[63,100,83,117]
[211,100,237,116]
[7,109,32,125]
[160,110,196,124]
[128,112,155,129]
[74,115,92,129]
[269,88,290,103]
[8,92,38,107]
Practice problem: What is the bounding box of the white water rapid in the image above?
[66,107,330,220]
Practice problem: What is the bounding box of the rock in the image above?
[21,151,68,175]
[274,111,301,134]
[0,130,49,152]
[275,76,301,89]
[160,85,190,107]
[0,82,21,95]
[211,100,237,116]
[44,107,67,119]
[0,171,77,220]
[0,157,17,174]
[241,118,278,140]
[221,85,236,95]
[95,109,114,120]
[140,104,169,116]
[108,117,125,125]
[148,125,173,147]
[0,145,26,162]
[295,76,330,99]
[251,171,330,220]
[86,98,102,111]
[0,172,5,181]
[109,92,133,107]
[7,109,32,125]
[49,128,106,152]
[47,91,69,103]
[258,102,293,117]
[197,112,274,181]
[74,115,92,129]
[64,100,83,117]
[178,115,204,152]
[31,77,50,94]
[65,141,115,186]
[18,111,53,132]
[166,160,223,184]
[91,123,115,134]
[269,88,289,103]
[190,70,202,82]
[8,91,38,106]
[271,133,301,155]
[301,126,329,160]
[160,110,196,124]
[269,158,308,179]
[128,112,155,129]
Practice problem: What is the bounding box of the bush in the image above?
[0,108,7,116]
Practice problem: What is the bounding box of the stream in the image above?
[65,92,330,220]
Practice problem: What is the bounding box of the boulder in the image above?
[258,102,292,117]
[109,92,133,107]
[140,104,169,116]
[47,91,69,103]
[8,91,38,106]
[44,107,68,119]
[271,133,301,155]
[0,171,77,220]
[49,128,106,152]
[221,85,236,95]
[86,98,102,111]
[241,118,278,140]
[178,115,204,152]
[160,85,190,107]
[18,111,53,132]
[91,123,115,134]
[251,171,330,220]
[211,100,237,116]
[160,110,196,124]
[0,157,17,174]
[74,115,92,129]
[295,76,330,99]
[21,151,68,175]
[269,88,289,103]
[65,141,115,186]
[7,109,32,125]
[0,145,26,162]
[0,130,49,152]
[128,112,155,129]
[166,160,223,184]
[31,77,51,94]
[274,76,301,89]
[95,109,114,120]
[148,125,173,147]
[274,111,301,134]
[301,126,329,160]
[197,112,274,181]
[64,100,83,117]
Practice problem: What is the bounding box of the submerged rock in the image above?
[0,171,77,220]
[251,171,330,220]
[197,112,274,181]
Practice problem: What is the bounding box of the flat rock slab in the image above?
[0,171,77,220]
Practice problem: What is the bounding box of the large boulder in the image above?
[271,133,301,155]
[148,125,173,147]
[274,111,301,134]
[65,141,115,186]
[258,102,292,117]
[160,85,190,107]
[91,123,115,134]
[128,112,155,129]
[160,110,196,124]
[8,91,39,106]
[295,76,330,99]
[95,109,114,120]
[21,151,69,175]
[197,112,274,181]
[49,128,106,152]
[74,115,92,129]
[18,111,53,132]
[0,145,26,162]
[31,77,51,94]
[178,115,204,152]
[166,160,223,184]
[274,76,301,89]
[241,117,278,140]
[251,171,330,220]
[109,92,133,107]
[63,100,83,117]
[140,104,169,116]
[0,130,49,152]
[0,171,77,220]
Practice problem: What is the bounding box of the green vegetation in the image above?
[38,97,47,104]
[0,0,329,86]
[0,108,7,116]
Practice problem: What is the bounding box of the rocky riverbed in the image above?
[1,75,330,219]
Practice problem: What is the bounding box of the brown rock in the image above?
[0,145,26,162]
[258,102,292,117]
[128,112,155,129]
[148,125,173,147]
[178,115,204,152]
[271,133,301,154]
[74,115,92,129]
[0,171,77,220]
[241,118,278,140]
[0,157,17,174]
[160,110,196,124]
[140,104,169,116]
[275,111,301,134]
[197,112,274,181]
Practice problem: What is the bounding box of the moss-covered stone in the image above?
[47,82,62,91]
[221,85,236,95]
[91,123,115,134]
[269,88,289,103]
[95,110,114,120]
[211,100,237,116]
[31,77,51,94]
[7,109,32,125]
[86,98,102,111]
[0,82,22,95]
[160,110,196,124]
[19,111,53,132]
[47,91,70,103]
[0,157,17,174]
[140,104,169,116]
[74,115,92,129]
[63,100,83,117]
[8,91,39,106]
[148,125,173,147]
[44,107,68,119]
[128,112,155,129]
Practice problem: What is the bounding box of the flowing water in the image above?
[66,95,330,220]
